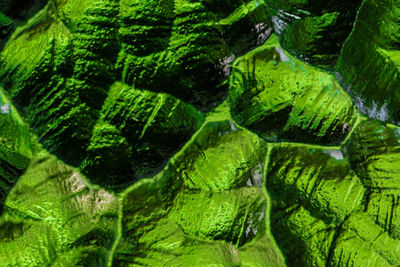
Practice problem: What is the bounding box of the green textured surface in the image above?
[336,0,400,122]
[114,120,284,266]
[229,35,359,144]
[0,0,399,266]
[80,81,204,188]
[265,0,362,67]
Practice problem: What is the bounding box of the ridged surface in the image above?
[114,120,284,266]
[0,0,400,266]
[336,0,400,122]
[229,35,358,145]
[265,0,362,66]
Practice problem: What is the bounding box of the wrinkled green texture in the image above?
[0,0,400,266]
[266,0,362,67]
[337,0,400,122]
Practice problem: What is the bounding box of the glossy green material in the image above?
[266,0,362,66]
[229,35,359,144]
[337,0,400,122]
[0,0,399,266]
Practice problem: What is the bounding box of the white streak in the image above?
[248,163,263,187]
[354,96,389,122]
[0,104,10,114]
[272,9,302,35]
[69,171,86,193]
[278,10,301,20]
[324,150,344,160]
[218,54,235,77]
[271,16,288,35]
[254,23,272,45]
[275,47,289,61]
[229,121,238,131]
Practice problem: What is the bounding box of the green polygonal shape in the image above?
[265,0,361,66]
[80,82,204,188]
[229,34,358,145]
[267,145,365,225]
[0,88,36,213]
[1,0,400,266]
[112,120,285,266]
[336,0,400,123]
[1,151,119,266]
